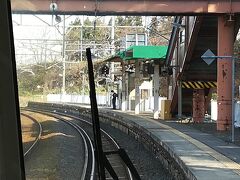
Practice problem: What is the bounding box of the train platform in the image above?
[98,108,240,180]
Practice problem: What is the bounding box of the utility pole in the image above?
[62,15,66,94]
[43,42,47,101]
[80,24,83,61]
[80,15,84,61]
[108,16,115,107]
[111,16,115,56]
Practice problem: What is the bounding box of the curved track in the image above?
[40,111,96,180]
[21,113,42,157]
[22,110,93,179]
[27,108,133,180]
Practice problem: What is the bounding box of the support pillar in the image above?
[135,61,140,114]
[126,71,129,111]
[178,80,182,118]
[217,16,234,131]
[205,88,213,114]
[153,64,160,119]
[121,62,127,111]
[192,89,205,123]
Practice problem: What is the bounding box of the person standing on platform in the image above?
[111,90,118,109]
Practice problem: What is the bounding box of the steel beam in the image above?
[11,0,240,15]
[0,0,25,179]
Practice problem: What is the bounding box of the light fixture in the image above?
[50,2,58,12]
[50,2,61,23]
[227,14,235,22]
[55,15,62,23]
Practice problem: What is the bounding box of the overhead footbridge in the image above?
[165,15,240,130]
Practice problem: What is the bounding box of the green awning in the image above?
[104,45,168,63]
[123,45,167,61]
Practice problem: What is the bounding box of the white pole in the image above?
[232,57,235,142]
[62,15,66,95]
[122,63,127,111]
[111,16,115,55]
[109,16,115,105]
[80,24,83,61]
[126,71,129,110]
[153,64,160,119]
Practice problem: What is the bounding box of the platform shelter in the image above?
[106,45,167,119]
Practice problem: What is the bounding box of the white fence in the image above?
[47,94,167,112]
[211,100,240,127]
[47,94,107,106]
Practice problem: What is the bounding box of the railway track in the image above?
[21,110,93,179]
[21,113,42,157]
[101,128,133,179]
[26,108,133,180]
[26,102,185,179]
[42,112,96,180]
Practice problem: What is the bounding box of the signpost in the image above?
[201,49,235,142]
[201,49,216,65]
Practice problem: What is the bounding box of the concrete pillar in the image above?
[121,62,127,111]
[217,16,234,131]
[153,64,160,119]
[135,61,140,114]
[192,89,205,123]
[117,83,121,109]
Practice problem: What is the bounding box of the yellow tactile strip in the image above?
[139,116,240,176]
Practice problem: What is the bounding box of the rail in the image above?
[21,113,42,157]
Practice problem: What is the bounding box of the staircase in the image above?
[167,16,218,116]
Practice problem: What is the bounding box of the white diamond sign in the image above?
[201,49,216,65]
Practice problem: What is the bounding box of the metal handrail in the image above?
[165,16,182,67]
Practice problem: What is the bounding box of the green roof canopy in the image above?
[122,45,167,61]
[104,45,168,63]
